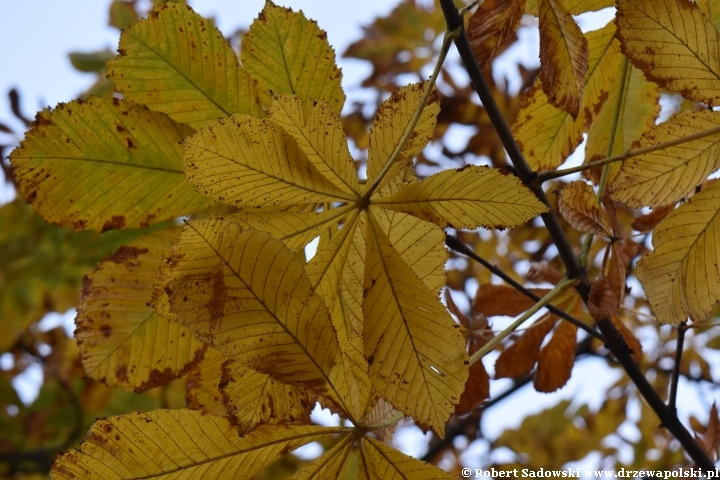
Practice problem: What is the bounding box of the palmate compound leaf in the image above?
[50,409,347,480]
[609,111,720,208]
[106,2,262,129]
[10,98,214,232]
[164,218,359,419]
[75,228,206,393]
[538,0,588,118]
[512,23,622,170]
[242,1,345,115]
[181,83,548,433]
[637,179,720,324]
[616,0,720,105]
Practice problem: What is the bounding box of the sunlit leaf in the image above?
[76,228,205,392]
[637,180,720,324]
[51,409,346,480]
[609,111,720,208]
[538,0,588,118]
[360,436,456,479]
[242,1,345,114]
[558,180,612,236]
[616,0,720,104]
[10,97,213,231]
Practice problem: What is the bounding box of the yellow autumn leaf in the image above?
[360,437,456,479]
[242,1,345,114]
[375,165,548,229]
[289,435,356,479]
[75,228,205,393]
[107,3,262,129]
[558,180,613,236]
[220,358,315,434]
[538,0,588,118]
[363,209,468,434]
[183,114,356,206]
[10,98,213,232]
[609,111,720,208]
[50,409,347,480]
[697,0,720,31]
[525,0,614,15]
[164,217,357,418]
[185,346,226,416]
[180,84,544,433]
[512,23,620,171]
[268,93,361,196]
[467,0,526,70]
[585,60,660,184]
[637,180,720,324]
[616,0,720,104]
[366,83,440,190]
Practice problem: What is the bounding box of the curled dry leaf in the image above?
[610,315,643,363]
[467,0,526,70]
[588,277,620,320]
[558,180,613,236]
[538,0,589,118]
[365,397,403,444]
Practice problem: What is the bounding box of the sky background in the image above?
[1,0,717,468]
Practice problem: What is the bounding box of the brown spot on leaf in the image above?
[106,245,148,263]
[100,324,112,338]
[101,215,127,232]
[116,365,128,382]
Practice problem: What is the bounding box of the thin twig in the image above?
[446,235,604,341]
[536,124,720,184]
[363,28,459,198]
[469,276,579,364]
[669,322,688,412]
[438,0,715,469]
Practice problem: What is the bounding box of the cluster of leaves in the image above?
[5,0,720,476]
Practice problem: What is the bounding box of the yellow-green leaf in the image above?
[637,180,720,324]
[10,98,213,231]
[374,165,548,229]
[51,409,346,480]
[183,114,355,207]
[363,210,468,435]
[165,217,356,418]
[366,83,440,190]
[107,3,261,129]
[360,436,456,479]
[75,228,205,393]
[538,0,589,118]
[220,358,314,434]
[585,60,660,184]
[242,1,344,114]
[609,111,720,208]
[616,0,720,104]
[268,94,361,196]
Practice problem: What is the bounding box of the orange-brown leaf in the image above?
[538,0,589,118]
[606,238,639,308]
[610,315,643,363]
[455,360,490,415]
[558,181,613,236]
[588,277,619,320]
[534,320,577,392]
[631,204,676,233]
[495,318,555,379]
[468,0,526,70]
[472,283,551,317]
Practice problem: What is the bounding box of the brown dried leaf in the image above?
[495,317,555,379]
[696,404,720,461]
[610,315,643,363]
[456,356,491,415]
[472,283,551,317]
[558,181,613,236]
[534,320,577,392]
[588,277,619,320]
[538,0,589,118]
[526,261,564,284]
[468,0,526,70]
[606,238,639,308]
[631,204,676,233]
[365,398,402,444]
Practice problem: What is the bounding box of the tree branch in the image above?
[437,0,715,468]
[669,322,688,412]
[446,235,604,341]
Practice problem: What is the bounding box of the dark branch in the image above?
[437,0,714,469]
[445,235,603,341]
[669,322,688,412]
